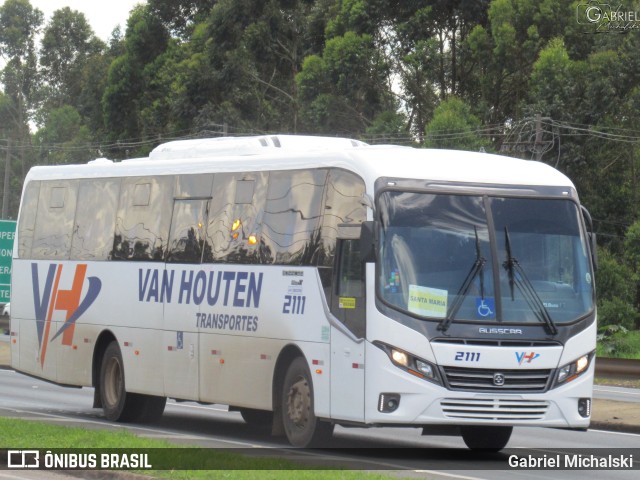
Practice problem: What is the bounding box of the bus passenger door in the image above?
[163,198,209,401]
[329,230,366,422]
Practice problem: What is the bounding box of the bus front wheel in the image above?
[281,356,333,447]
[240,408,273,429]
[460,425,513,451]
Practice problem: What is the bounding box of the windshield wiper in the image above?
[503,227,558,335]
[439,227,485,333]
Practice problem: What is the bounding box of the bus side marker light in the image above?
[73,345,78,350]
[134,350,140,356]
[315,369,323,375]
[220,359,225,365]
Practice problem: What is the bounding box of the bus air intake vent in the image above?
[440,366,552,393]
[432,338,562,347]
[440,398,549,420]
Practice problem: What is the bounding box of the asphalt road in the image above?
[0,368,639,479]
[593,384,640,403]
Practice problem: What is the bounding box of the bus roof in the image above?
[24,135,575,192]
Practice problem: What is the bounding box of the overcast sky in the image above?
[30,0,146,41]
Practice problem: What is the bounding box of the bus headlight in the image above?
[376,342,441,385]
[555,353,593,386]
[391,349,409,367]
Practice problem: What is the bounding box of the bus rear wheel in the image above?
[281,356,333,447]
[99,341,166,422]
[460,425,512,451]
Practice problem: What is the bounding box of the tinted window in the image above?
[262,170,328,265]
[320,169,366,267]
[112,176,173,261]
[17,181,40,259]
[71,179,120,260]
[167,199,209,263]
[31,180,79,259]
[204,172,268,264]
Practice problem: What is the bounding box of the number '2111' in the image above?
[455,352,481,362]
[282,295,306,315]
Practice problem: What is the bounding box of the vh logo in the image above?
[515,351,540,365]
[32,263,102,367]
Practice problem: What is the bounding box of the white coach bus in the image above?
[10,135,596,449]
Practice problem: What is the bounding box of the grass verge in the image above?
[0,417,393,479]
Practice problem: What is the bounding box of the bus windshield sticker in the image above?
[475,297,496,319]
[339,297,356,309]
[408,285,447,318]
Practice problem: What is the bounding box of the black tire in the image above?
[460,425,513,451]
[132,394,167,423]
[281,356,333,447]
[99,341,165,423]
[240,408,273,429]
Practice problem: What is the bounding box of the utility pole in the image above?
[534,114,543,161]
[2,139,10,219]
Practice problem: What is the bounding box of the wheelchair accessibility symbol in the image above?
[476,297,496,319]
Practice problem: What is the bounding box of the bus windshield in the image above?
[377,191,594,325]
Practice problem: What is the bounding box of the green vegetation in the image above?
[0,417,392,479]
[1,0,640,352]
[597,327,640,359]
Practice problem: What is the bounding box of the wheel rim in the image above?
[103,356,123,407]
[286,375,311,429]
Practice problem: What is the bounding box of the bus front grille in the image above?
[440,366,552,393]
[440,398,549,420]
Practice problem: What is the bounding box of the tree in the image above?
[102,4,170,146]
[296,31,393,134]
[464,0,574,125]
[148,0,217,38]
[194,0,331,133]
[424,97,487,151]
[0,0,43,184]
[39,8,105,113]
[34,105,94,165]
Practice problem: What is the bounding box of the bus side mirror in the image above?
[360,221,376,263]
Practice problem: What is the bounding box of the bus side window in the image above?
[205,172,268,264]
[166,200,209,264]
[338,240,364,298]
[32,180,79,260]
[71,179,120,261]
[112,176,173,261]
[262,169,327,265]
[332,237,366,339]
[321,169,366,268]
[17,181,40,259]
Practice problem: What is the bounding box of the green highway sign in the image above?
[0,220,16,303]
